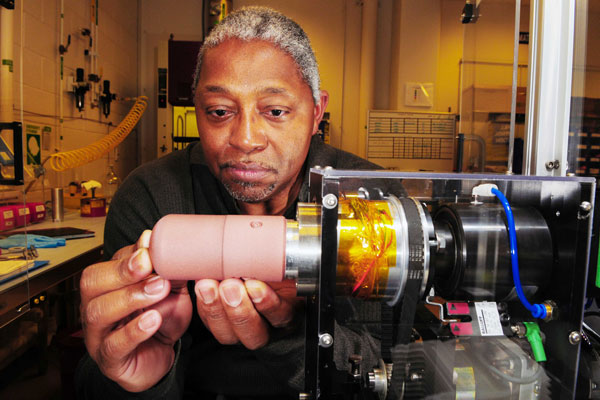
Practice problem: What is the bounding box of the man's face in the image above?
[194,39,327,203]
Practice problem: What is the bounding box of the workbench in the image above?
[0,212,105,329]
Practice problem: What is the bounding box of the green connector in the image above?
[596,239,600,288]
[523,322,546,362]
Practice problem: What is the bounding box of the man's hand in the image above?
[194,278,301,349]
[80,230,192,392]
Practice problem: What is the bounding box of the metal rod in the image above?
[523,0,540,175]
[507,0,522,174]
[459,59,528,68]
[456,133,465,172]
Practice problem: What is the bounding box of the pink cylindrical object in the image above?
[149,214,287,282]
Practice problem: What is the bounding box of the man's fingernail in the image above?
[144,276,165,295]
[139,230,152,248]
[128,249,144,273]
[196,283,216,305]
[139,311,159,331]
[222,284,242,307]
[245,282,265,304]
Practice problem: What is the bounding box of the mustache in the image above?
[219,160,277,172]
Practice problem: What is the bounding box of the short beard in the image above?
[222,180,277,203]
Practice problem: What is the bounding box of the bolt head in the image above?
[322,194,338,209]
[569,331,582,345]
[410,372,422,382]
[580,201,592,213]
[367,372,376,389]
[511,323,526,337]
[319,333,333,348]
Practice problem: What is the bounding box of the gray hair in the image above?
[192,6,321,104]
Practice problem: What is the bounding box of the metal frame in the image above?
[304,168,595,398]
[304,177,339,399]
[523,0,577,176]
[0,246,103,328]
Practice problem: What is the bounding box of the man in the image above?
[76,7,381,399]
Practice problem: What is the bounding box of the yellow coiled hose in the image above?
[47,96,148,172]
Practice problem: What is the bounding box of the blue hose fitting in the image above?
[491,187,547,320]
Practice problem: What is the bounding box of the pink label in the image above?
[450,322,474,336]
[447,302,470,315]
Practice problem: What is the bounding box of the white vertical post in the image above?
[523,0,576,176]
[507,0,521,174]
[357,0,378,159]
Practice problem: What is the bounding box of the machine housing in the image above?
[302,169,595,400]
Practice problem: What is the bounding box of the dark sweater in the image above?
[76,136,386,399]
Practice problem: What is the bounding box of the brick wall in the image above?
[3,0,139,204]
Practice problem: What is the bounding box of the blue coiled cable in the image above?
[491,188,547,320]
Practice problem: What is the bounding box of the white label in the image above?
[3,210,13,218]
[405,82,434,107]
[475,301,503,336]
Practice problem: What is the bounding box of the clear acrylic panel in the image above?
[459,1,530,174]
[567,0,600,177]
[307,168,594,399]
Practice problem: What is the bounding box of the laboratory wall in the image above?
[1,0,139,203]
[138,0,204,165]
[229,1,532,168]
[5,0,599,193]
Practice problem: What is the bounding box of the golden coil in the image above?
[47,96,148,172]
[337,197,396,299]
